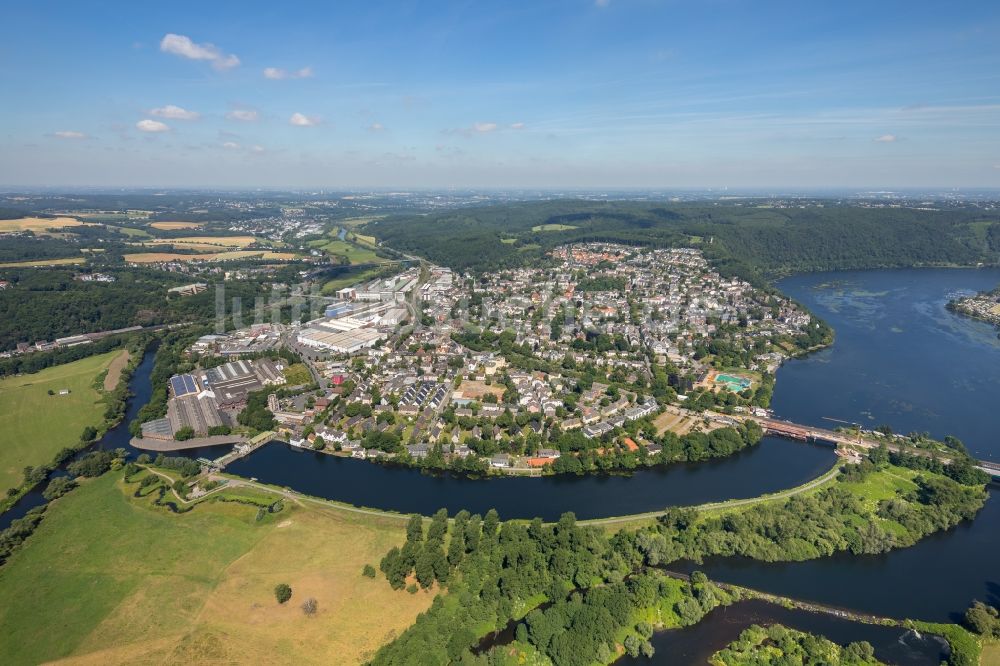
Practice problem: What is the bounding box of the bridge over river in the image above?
[733,414,1000,479]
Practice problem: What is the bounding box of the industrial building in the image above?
[297,326,384,353]
[167,392,223,435]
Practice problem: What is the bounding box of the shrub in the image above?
[42,476,77,501]
[275,583,292,604]
[301,597,318,616]
[363,564,377,578]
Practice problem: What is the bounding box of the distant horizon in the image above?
[2,185,999,197]
[2,1,998,189]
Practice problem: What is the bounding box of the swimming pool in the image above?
[715,373,752,391]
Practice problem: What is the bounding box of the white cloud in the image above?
[53,130,87,139]
[222,141,241,150]
[874,134,897,143]
[263,66,313,80]
[510,122,525,130]
[473,122,498,133]
[150,104,200,120]
[251,145,265,153]
[159,33,240,71]
[367,122,386,132]
[290,112,319,127]
[595,0,611,7]
[136,119,170,133]
[226,109,258,122]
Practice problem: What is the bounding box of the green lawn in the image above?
[0,350,125,491]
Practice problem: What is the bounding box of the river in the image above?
[686,268,1000,623]
[226,437,835,521]
[619,599,949,666]
[774,267,1000,461]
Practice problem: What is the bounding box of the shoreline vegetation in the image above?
[0,450,987,665]
[367,449,987,664]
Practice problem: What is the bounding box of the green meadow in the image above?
[0,350,125,491]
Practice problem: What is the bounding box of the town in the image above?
[134,243,822,473]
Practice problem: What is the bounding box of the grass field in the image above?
[982,639,1000,665]
[0,472,429,665]
[149,221,204,230]
[283,363,313,386]
[113,226,153,239]
[320,267,385,294]
[531,224,578,232]
[317,239,380,265]
[0,257,86,268]
[652,407,718,436]
[0,216,92,234]
[0,350,125,491]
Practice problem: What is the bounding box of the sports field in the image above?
[0,350,125,491]
[0,472,429,665]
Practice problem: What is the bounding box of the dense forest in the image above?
[363,201,1000,279]
[0,268,277,350]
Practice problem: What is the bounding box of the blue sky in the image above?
[1,0,998,188]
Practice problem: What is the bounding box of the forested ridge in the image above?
[364,201,999,278]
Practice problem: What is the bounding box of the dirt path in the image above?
[580,465,842,526]
[103,350,130,391]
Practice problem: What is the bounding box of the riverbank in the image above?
[0,341,145,515]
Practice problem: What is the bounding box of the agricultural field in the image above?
[123,251,298,264]
[134,236,262,252]
[149,221,205,230]
[0,257,86,268]
[0,472,429,665]
[0,217,93,234]
[0,350,126,491]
